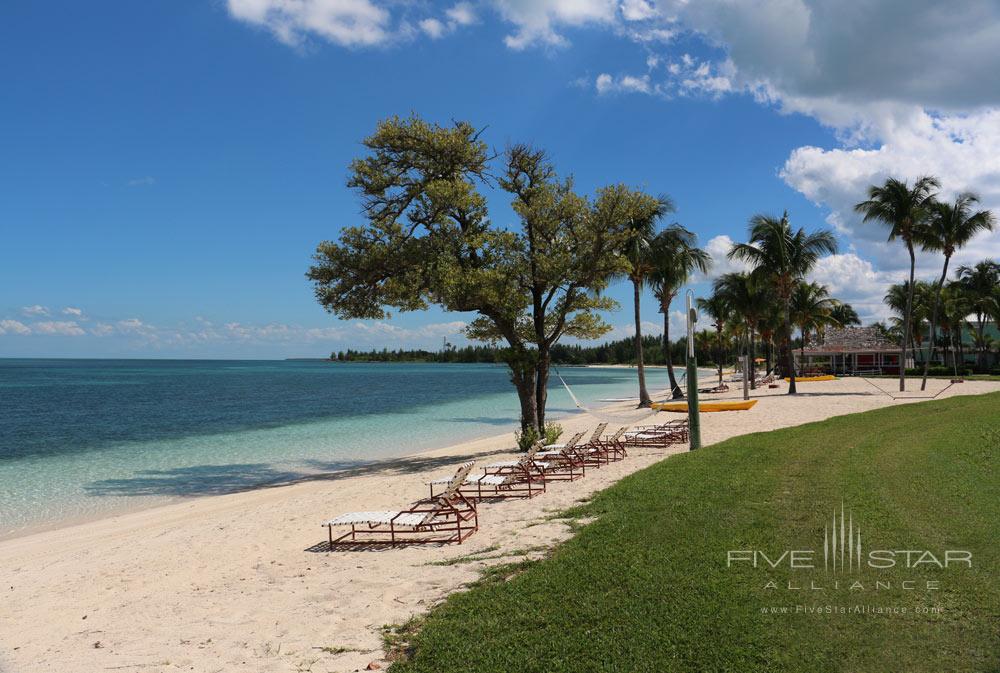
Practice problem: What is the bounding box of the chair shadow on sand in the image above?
[83,448,512,500]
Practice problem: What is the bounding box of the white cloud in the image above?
[446,2,477,27]
[127,176,155,187]
[90,323,115,337]
[602,311,689,341]
[781,109,1000,271]
[21,305,49,317]
[807,253,903,324]
[226,0,393,47]
[621,0,655,22]
[493,0,617,49]
[0,320,31,336]
[33,321,86,336]
[595,73,650,95]
[697,235,751,280]
[62,307,84,317]
[419,17,446,39]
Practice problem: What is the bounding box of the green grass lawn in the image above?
[389,392,1000,673]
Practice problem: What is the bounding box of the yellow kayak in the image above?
[653,400,758,412]
[785,375,836,382]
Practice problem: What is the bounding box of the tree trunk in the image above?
[958,323,965,372]
[749,329,757,390]
[975,314,987,371]
[633,280,651,407]
[921,255,950,391]
[508,359,539,443]
[900,244,916,391]
[535,349,550,432]
[716,326,724,387]
[784,300,797,394]
[663,306,684,399]
[950,327,959,379]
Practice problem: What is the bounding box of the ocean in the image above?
[0,359,689,537]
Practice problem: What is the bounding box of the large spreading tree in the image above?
[307,116,634,435]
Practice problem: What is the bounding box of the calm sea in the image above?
[0,359,680,537]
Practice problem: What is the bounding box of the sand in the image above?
[1,377,998,673]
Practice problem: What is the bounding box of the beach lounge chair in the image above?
[593,426,629,463]
[535,431,588,479]
[575,423,612,467]
[322,462,478,548]
[428,450,546,500]
[623,420,689,447]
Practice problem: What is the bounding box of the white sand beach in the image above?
[1,377,998,673]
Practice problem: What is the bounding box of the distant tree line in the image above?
[331,334,712,366]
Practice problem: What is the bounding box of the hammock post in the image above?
[685,291,701,450]
[741,355,750,401]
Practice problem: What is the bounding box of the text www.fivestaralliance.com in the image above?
[761,605,943,616]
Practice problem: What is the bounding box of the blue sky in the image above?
[3,1,999,358]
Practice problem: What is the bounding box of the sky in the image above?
[2,0,999,359]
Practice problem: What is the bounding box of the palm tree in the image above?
[697,293,731,388]
[854,176,939,390]
[829,301,861,327]
[790,281,838,361]
[713,272,769,389]
[729,212,837,394]
[916,194,995,388]
[940,281,971,376]
[955,260,1000,371]
[649,225,710,399]
[617,193,675,407]
[884,280,934,369]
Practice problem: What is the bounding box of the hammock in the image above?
[859,377,957,400]
[551,365,665,424]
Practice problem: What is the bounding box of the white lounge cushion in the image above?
[485,459,520,468]
[428,473,512,486]
[484,459,550,470]
[324,511,428,528]
[543,443,567,450]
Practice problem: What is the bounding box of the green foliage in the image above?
[307,115,636,431]
[391,393,1000,673]
[543,423,563,445]
[514,423,562,451]
[513,425,540,452]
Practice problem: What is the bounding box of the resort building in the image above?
[795,326,905,375]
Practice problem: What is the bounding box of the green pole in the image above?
[685,292,701,450]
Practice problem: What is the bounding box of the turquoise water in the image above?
[0,359,685,537]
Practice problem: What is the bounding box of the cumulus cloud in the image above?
[21,305,49,317]
[696,235,751,280]
[62,307,84,317]
[781,109,1000,271]
[446,3,477,27]
[33,321,86,336]
[621,0,656,22]
[603,311,689,342]
[595,72,650,95]
[490,0,618,49]
[226,0,393,47]
[666,0,1000,125]
[807,253,903,323]
[0,319,32,336]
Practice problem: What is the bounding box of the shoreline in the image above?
[0,375,718,543]
[3,377,998,673]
